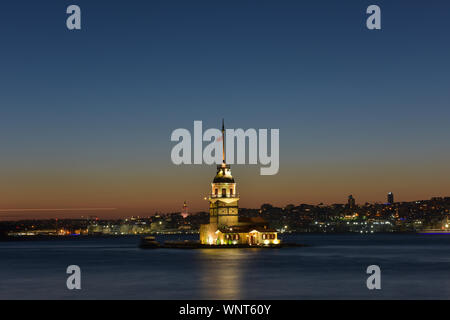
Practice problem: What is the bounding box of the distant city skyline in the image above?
[1,193,448,221]
[1,0,450,219]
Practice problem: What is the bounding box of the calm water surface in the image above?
[1,234,450,299]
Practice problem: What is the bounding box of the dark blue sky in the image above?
[1,0,449,217]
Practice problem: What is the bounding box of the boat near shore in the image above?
[139,236,161,249]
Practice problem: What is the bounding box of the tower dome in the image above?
[213,164,235,183]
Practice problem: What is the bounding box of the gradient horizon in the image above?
[1,0,450,220]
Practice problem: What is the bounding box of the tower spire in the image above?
[222,119,225,164]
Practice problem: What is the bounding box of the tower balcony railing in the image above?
[209,193,240,199]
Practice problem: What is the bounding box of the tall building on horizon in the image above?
[348,195,356,209]
[181,200,189,218]
[387,192,394,204]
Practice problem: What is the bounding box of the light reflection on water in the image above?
[197,249,247,299]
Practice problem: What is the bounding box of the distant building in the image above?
[181,201,189,218]
[387,192,394,204]
[348,195,356,209]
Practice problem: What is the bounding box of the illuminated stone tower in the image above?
[199,120,279,246]
[209,120,239,227]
